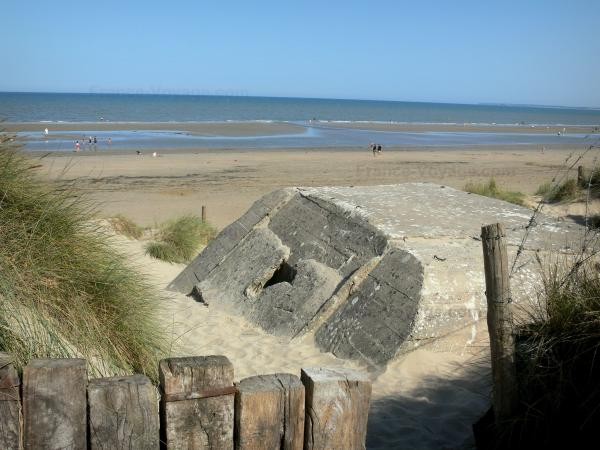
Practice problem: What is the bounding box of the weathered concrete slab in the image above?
[169,188,295,292]
[170,183,584,367]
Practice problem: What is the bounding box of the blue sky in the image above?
[2,0,599,107]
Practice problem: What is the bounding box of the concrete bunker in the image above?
[169,183,583,368]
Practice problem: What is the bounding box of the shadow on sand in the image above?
[366,361,491,450]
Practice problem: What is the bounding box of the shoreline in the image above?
[5,120,598,135]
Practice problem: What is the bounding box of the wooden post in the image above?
[88,374,159,450]
[300,367,371,450]
[481,223,518,422]
[23,358,87,450]
[578,165,585,185]
[235,374,304,450]
[202,205,207,223]
[0,353,21,450]
[160,356,235,449]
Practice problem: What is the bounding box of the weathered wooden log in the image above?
[301,367,371,450]
[160,355,235,449]
[235,373,304,450]
[0,353,21,450]
[23,358,87,450]
[481,223,518,422]
[88,374,159,450]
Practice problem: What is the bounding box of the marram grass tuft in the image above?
[0,138,166,379]
[146,215,216,263]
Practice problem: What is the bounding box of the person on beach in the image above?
[377,144,382,154]
[108,137,112,145]
[370,143,377,156]
[75,140,80,151]
[44,128,49,136]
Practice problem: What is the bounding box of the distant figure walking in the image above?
[377,144,382,154]
[75,140,80,152]
[108,137,112,145]
[370,143,377,156]
[44,128,49,136]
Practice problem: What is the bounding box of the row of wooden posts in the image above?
[0,354,371,450]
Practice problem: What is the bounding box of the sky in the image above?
[2,0,599,107]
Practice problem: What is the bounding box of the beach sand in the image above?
[36,145,595,229]
[33,142,596,448]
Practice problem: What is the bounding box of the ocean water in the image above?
[2,92,600,125]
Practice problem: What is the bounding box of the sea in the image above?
[2,92,599,151]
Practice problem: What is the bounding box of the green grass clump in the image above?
[146,215,216,263]
[463,179,526,206]
[578,167,600,198]
[108,214,145,239]
[546,178,578,202]
[535,182,552,196]
[504,259,600,447]
[0,139,166,379]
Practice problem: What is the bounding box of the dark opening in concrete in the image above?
[264,261,297,288]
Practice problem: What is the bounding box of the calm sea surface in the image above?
[2,93,599,151]
[2,92,600,125]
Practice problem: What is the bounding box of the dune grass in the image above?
[463,179,526,206]
[504,257,600,447]
[535,181,552,197]
[536,169,599,203]
[107,214,145,239]
[541,178,579,203]
[146,215,216,263]
[0,138,166,379]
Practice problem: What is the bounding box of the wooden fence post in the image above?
[0,353,21,450]
[578,165,585,185]
[160,356,235,449]
[23,358,87,450]
[481,223,518,423]
[301,367,371,450]
[235,373,304,450]
[202,205,207,223]
[88,374,159,450]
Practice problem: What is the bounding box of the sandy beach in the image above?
[36,145,594,229]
